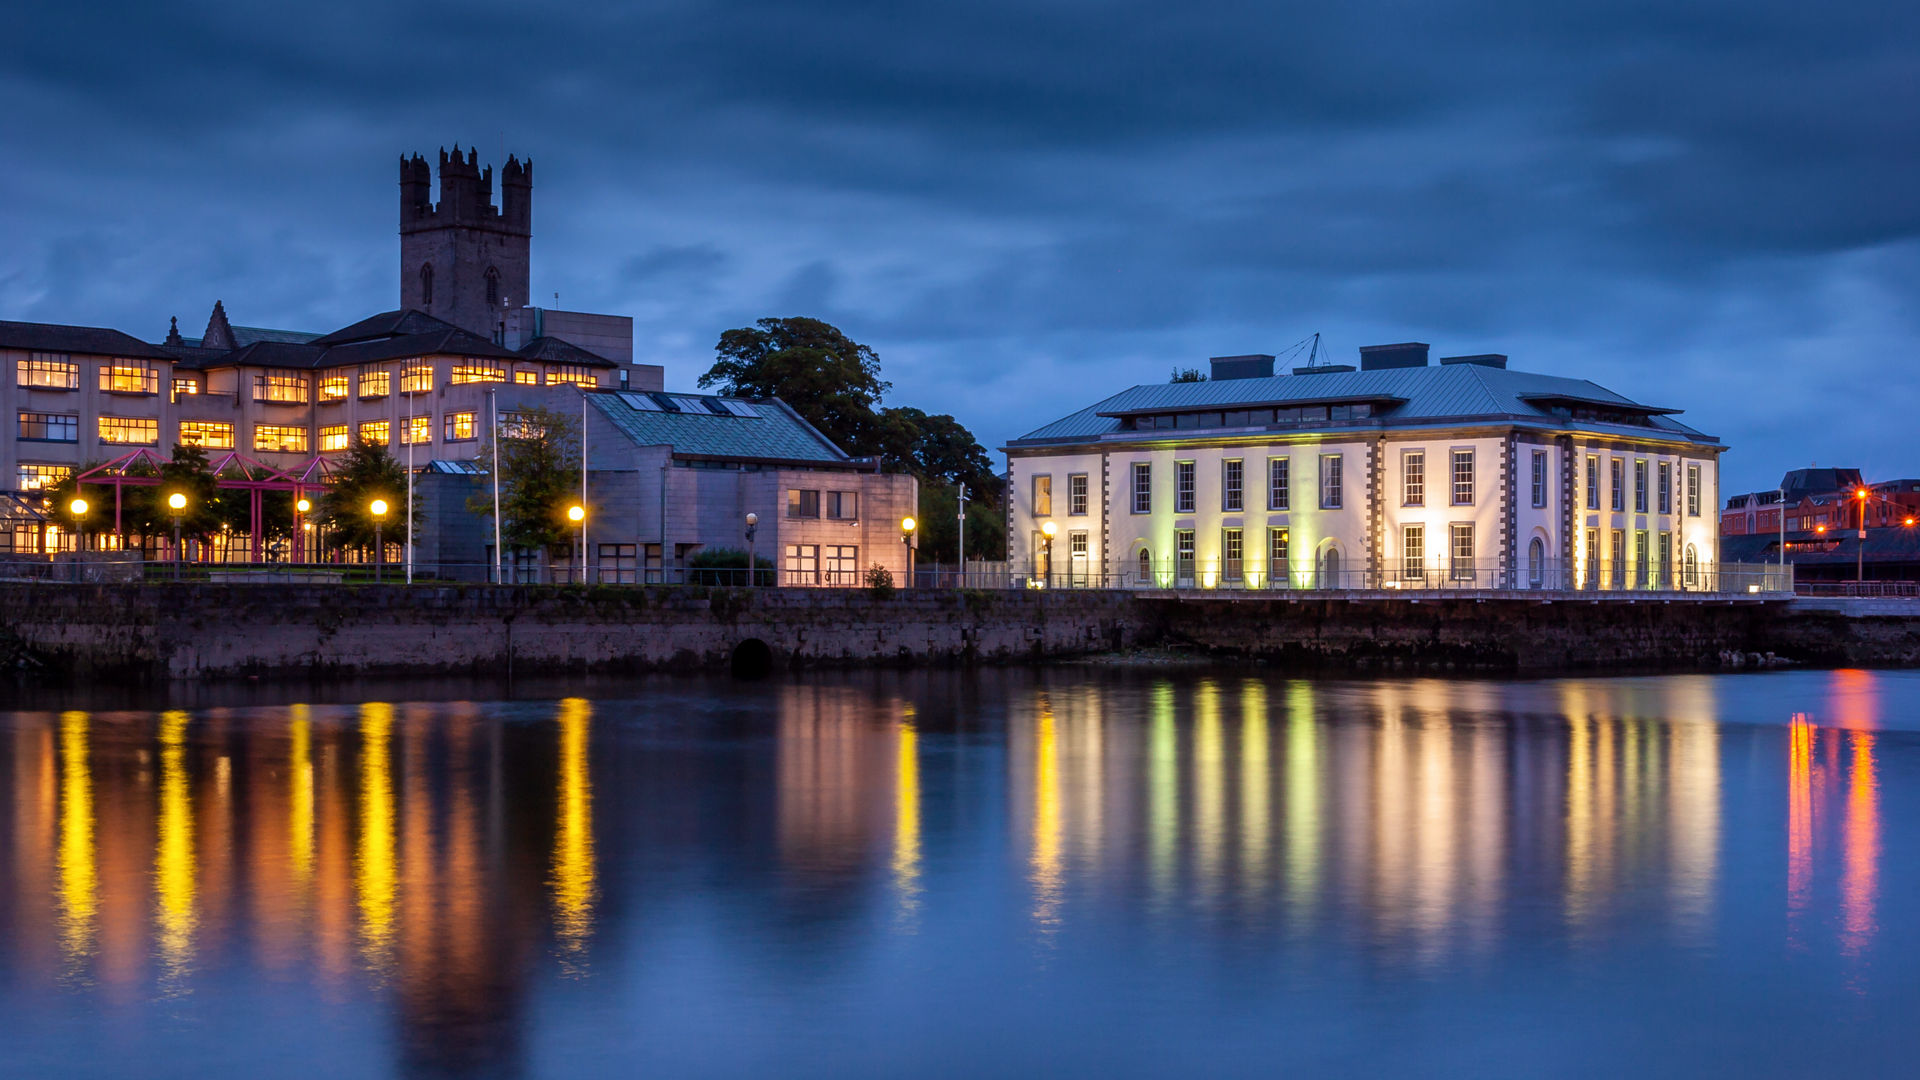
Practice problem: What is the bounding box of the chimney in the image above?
[1439,353,1508,368]
[1208,354,1275,380]
[1358,342,1429,370]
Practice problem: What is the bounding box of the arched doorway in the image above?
[1528,537,1545,588]
[1319,547,1341,589]
[1137,547,1152,587]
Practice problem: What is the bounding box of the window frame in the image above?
[97,360,159,396]
[98,415,159,446]
[358,419,391,446]
[1686,463,1701,517]
[1268,456,1290,512]
[177,420,235,450]
[17,411,78,443]
[1449,522,1475,581]
[1131,462,1152,514]
[1610,458,1625,512]
[442,410,478,442]
[1032,474,1053,518]
[1222,459,1244,512]
[17,353,79,390]
[787,488,822,519]
[1450,448,1475,506]
[1531,449,1548,508]
[1269,527,1290,585]
[1222,527,1244,581]
[1657,461,1672,514]
[1068,473,1088,516]
[1586,454,1600,511]
[359,368,391,399]
[252,423,310,454]
[1403,523,1425,580]
[1634,459,1649,514]
[1402,449,1425,507]
[1174,461,1196,514]
[1319,453,1343,509]
[318,424,351,453]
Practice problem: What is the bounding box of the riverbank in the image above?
[2,583,1917,684]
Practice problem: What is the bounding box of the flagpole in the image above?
[580,388,589,584]
[491,388,502,584]
[406,409,414,584]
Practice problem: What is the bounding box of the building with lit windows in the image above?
[1003,344,1725,591]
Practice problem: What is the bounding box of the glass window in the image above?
[1451,449,1475,505]
[1069,531,1088,557]
[1269,457,1290,511]
[1175,529,1195,575]
[1687,464,1701,517]
[16,463,71,491]
[1657,531,1673,588]
[823,545,860,585]
[1132,462,1152,513]
[1403,450,1425,506]
[319,425,350,452]
[17,411,77,442]
[1033,474,1052,517]
[1684,543,1699,587]
[359,369,391,398]
[1586,454,1600,510]
[253,424,308,453]
[1634,460,1649,513]
[401,415,431,445]
[1635,529,1650,586]
[17,353,79,389]
[1222,460,1243,512]
[1531,449,1548,508]
[546,365,596,387]
[401,362,434,395]
[1450,523,1475,581]
[1319,454,1342,509]
[1403,524,1425,579]
[1222,528,1243,581]
[784,543,819,584]
[1610,529,1625,587]
[826,491,859,520]
[358,419,391,446]
[443,411,478,442]
[1657,462,1672,514]
[98,416,158,444]
[1610,458,1625,512]
[787,489,821,518]
[98,361,158,394]
[514,369,538,385]
[318,375,350,402]
[172,376,201,399]
[1068,474,1088,516]
[1175,462,1195,513]
[178,420,234,449]
[1269,527,1290,585]
[253,373,309,404]
[451,363,509,384]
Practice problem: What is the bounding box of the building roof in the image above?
[587,389,853,464]
[1008,361,1720,448]
[1723,529,1920,566]
[0,320,176,361]
[179,326,323,348]
[517,335,616,366]
[309,309,463,346]
[171,312,537,371]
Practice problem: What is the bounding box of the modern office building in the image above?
[1003,344,1725,590]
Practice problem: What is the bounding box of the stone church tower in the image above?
[399,146,531,340]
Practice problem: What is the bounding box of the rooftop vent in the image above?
[1292,363,1357,375]
[1440,353,1508,369]
[1358,342,1430,371]
[1209,354,1275,380]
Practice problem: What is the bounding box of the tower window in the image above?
[420,263,433,306]
[485,266,500,307]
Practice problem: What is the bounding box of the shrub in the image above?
[687,546,775,586]
[865,563,895,597]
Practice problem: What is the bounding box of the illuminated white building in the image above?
[1003,344,1723,590]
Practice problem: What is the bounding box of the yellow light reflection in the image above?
[1194,680,1223,901]
[289,706,314,896]
[1666,683,1719,937]
[1239,681,1270,903]
[355,702,397,975]
[1840,730,1878,957]
[1149,682,1178,905]
[56,711,97,977]
[1282,682,1320,926]
[1786,713,1813,939]
[550,697,598,969]
[892,706,922,927]
[154,710,197,990]
[1030,697,1063,932]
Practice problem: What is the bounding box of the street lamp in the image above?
[745,512,759,587]
[295,497,311,564]
[68,497,88,553]
[370,498,389,583]
[568,504,586,584]
[1041,520,1057,587]
[1857,487,1869,583]
[167,492,187,581]
[901,516,916,586]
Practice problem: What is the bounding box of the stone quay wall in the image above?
[2,585,1918,683]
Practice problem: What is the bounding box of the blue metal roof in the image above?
[588,390,851,463]
[1009,362,1719,447]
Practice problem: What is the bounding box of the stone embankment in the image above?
[2,584,1918,683]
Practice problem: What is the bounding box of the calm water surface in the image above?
[0,668,1916,1078]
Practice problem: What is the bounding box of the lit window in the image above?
[17,411,78,442]
[1033,475,1052,517]
[1222,527,1243,581]
[401,414,432,445]
[171,376,201,399]
[98,416,158,444]
[358,419,390,446]
[1269,527,1290,584]
[1634,460,1648,513]
[253,372,309,404]
[497,412,543,439]
[784,543,819,584]
[1403,524,1425,580]
[1687,464,1701,517]
[318,375,350,402]
[1403,451,1425,506]
[178,421,235,449]
[401,362,433,395]
[359,369,391,398]
[514,370,538,385]
[546,364,596,387]
[1175,461,1195,513]
[1451,449,1475,505]
[254,424,308,453]
[1657,462,1672,514]
[17,353,79,390]
[787,489,821,518]
[98,362,159,395]
[1450,523,1475,580]
[442,411,477,441]
[1610,459,1625,512]
[319,425,350,452]
[1587,455,1601,510]
[17,463,72,491]
[451,363,508,385]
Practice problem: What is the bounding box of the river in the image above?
[0,668,1914,1077]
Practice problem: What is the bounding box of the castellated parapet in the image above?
[399,145,532,340]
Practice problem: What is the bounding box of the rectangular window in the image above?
[318,425,350,452]
[1402,450,1425,506]
[16,463,71,491]
[599,543,639,585]
[1320,454,1343,509]
[401,362,434,395]
[1175,529,1196,579]
[359,369,390,398]
[1222,528,1244,581]
[1658,532,1673,589]
[1069,531,1088,557]
[1610,529,1625,587]
[1657,462,1672,514]
[172,376,201,400]
[359,419,391,446]
[401,414,431,445]
[17,411,77,442]
[1403,524,1425,580]
[1687,463,1701,517]
[98,416,158,445]
[1068,474,1088,516]
[1268,457,1290,511]
[177,420,234,449]
[1451,449,1475,505]
[252,372,309,404]
[1269,527,1290,585]
[318,374,349,402]
[451,363,509,385]
[17,353,79,390]
[443,411,477,442]
[1635,529,1650,587]
[514,370,538,385]
[826,491,858,520]
[546,365,596,387]
[1132,462,1152,514]
[253,424,308,453]
[1175,462,1196,513]
[1450,523,1475,581]
[1531,449,1548,508]
[1586,454,1601,510]
[1585,528,1600,587]
[1611,458,1625,512]
[784,543,820,584]
[823,545,860,585]
[1222,459,1244,512]
[787,489,821,518]
[1634,460,1649,513]
[1033,474,1053,517]
[97,361,158,395]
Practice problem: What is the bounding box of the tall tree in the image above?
[699,317,890,454]
[468,405,581,552]
[317,440,419,553]
[1170,367,1208,383]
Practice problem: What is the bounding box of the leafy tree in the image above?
[468,405,580,553]
[43,464,109,546]
[914,480,1006,563]
[686,546,774,586]
[317,440,419,553]
[699,317,890,454]
[1170,367,1208,383]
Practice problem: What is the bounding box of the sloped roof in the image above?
[309,309,461,346]
[178,326,322,348]
[0,320,176,361]
[1010,362,1719,447]
[588,390,852,464]
[517,335,617,367]
[174,324,523,370]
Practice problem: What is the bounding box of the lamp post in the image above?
[167,492,187,582]
[901,516,916,586]
[745,512,759,587]
[1857,487,1869,583]
[295,497,310,564]
[1041,520,1057,588]
[68,497,88,554]
[568,504,586,584]
[370,498,389,583]
[957,481,967,587]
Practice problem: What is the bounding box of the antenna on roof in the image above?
[1275,332,1323,372]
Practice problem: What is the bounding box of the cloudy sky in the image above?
[3,0,1914,493]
